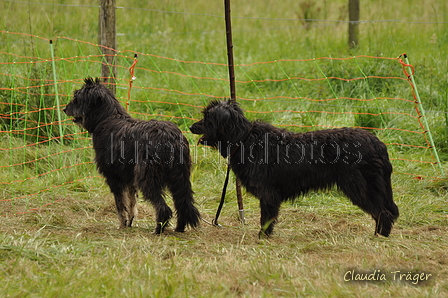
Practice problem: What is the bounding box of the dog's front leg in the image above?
[121,185,138,227]
[113,193,128,229]
[110,185,135,229]
[259,198,281,238]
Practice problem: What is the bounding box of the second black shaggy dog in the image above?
[190,100,399,237]
[64,78,200,234]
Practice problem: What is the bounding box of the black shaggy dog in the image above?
[64,78,200,234]
[190,100,399,237]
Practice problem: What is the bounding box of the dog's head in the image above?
[63,78,127,132]
[190,100,252,157]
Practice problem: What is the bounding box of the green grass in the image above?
[1,165,447,297]
[1,0,448,297]
[1,144,447,297]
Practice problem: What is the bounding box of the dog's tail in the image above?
[383,159,399,219]
[178,198,201,229]
[376,159,399,237]
[168,169,201,232]
[173,186,201,231]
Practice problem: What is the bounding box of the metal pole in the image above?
[224,0,245,223]
[224,0,236,102]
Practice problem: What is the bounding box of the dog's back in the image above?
[92,118,189,170]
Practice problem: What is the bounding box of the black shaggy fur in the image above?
[64,78,200,234]
[190,100,399,237]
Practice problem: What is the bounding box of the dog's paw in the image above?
[258,230,271,239]
[153,228,163,235]
[153,222,168,235]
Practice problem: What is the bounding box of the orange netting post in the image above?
[398,53,444,176]
[126,54,138,112]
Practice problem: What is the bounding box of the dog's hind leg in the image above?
[336,171,386,235]
[340,166,397,237]
[258,194,282,238]
[137,175,173,234]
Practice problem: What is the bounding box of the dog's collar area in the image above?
[197,135,206,145]
[229,143,242,157]
[228,125,253,157]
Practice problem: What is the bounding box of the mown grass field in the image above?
[1,0,448,297]
[1,158,447,297]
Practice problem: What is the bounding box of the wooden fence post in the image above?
[100,0,117,93]
[348,0,360,48]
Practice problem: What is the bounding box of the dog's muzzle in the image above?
[63,107,83,124]
[189,124,203,134]
[197,135,206,145]
[189,124,205,144]
[72,117,83,124]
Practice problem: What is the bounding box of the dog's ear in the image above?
[212,103,236,130]
[83,77,102,86]
[84,77,95,85]
[77,78,108,112]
